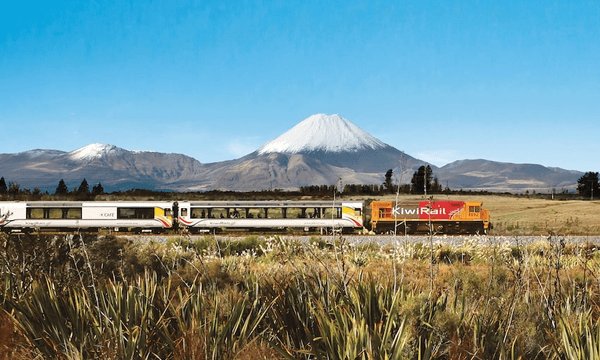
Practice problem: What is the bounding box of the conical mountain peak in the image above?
[68,143,125,161]
[257,114,387,155]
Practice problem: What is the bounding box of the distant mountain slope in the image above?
[437,159,582,192]
[0,116,584,193]
[206,153,387,191]
[0,144,206,192]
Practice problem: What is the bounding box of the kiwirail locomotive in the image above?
[0,199,490,235]
[369,200,491,235]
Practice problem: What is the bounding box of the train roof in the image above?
[185,200,362,208]
[0,200,363,208]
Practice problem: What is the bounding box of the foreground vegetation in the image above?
[2,232,600,359]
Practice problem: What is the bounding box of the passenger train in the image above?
[0,199,490,235]
[0,200,364,234]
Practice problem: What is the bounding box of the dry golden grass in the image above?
[5,231,600,359]
[350,194,600,235]
[0,311,38,360]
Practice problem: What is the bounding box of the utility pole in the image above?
[424,169,427,196]
[395,152,405,237]
[332,177,341,235]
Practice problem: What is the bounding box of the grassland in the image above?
[1,193,599,359]
[2,232,600,359]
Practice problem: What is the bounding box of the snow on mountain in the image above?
[68,143,125,161]
[257,114,387,155]
[19,149,65,158]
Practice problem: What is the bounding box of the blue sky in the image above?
[1,0,599,172]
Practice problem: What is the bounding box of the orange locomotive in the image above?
[369,200,491,234]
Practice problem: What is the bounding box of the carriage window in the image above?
[28,208,45,219]
[245,208,264,218]
[118,208,154,219]
[191,208,206,218]
[67,208,82,219]
[324,207,342,219]
[268,208,281,218]
[49,208,63,219]
[211,208,228,219]
[181,208,188,217]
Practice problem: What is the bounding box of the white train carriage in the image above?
[0,201,175,233]
[177,201,363,233]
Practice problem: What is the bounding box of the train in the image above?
[369,200,491,235]
[0,199,490,235]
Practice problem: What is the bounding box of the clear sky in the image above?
[1,0,599,172]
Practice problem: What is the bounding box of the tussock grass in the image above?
[2,232,600,359]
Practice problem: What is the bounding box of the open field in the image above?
[3,232,600,359]
[359,194,600,235]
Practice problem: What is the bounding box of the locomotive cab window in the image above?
[469,206,480,213]
[379,208,392,219]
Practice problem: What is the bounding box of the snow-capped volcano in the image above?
[257,114,387,155]
[69,143,125,161]
[250,113,426,173]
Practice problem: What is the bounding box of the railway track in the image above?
[123,233,600,246]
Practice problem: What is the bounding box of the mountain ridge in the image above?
[0,114,584,193]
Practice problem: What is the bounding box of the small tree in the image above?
[77,178,90,194]
[0,177,7,194]
[577,172,600,199]
[383,169,394,193]
[8,181,20,195]
[410,165,433,194]
[55,179,69,195]
[92,182,104,195]
[431,177,443,194]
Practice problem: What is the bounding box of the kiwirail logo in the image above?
[391,201,464,220]
[392,206,449,216]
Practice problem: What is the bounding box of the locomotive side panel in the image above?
[370,200,489,234]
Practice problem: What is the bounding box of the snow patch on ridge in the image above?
[20,149,64,158]
[69,143,124,161]
[258,114,387,155]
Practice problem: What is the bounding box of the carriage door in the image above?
[171,201,179,230]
